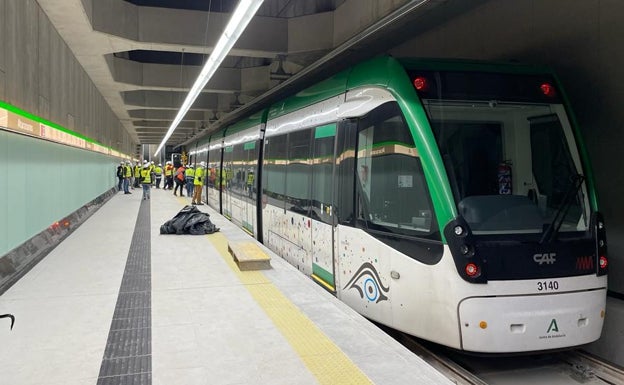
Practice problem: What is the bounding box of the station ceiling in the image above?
[37,0,485,147]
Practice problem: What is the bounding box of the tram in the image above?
[189,55,607,353]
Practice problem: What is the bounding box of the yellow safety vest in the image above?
[194,167,204,185]
[140,167,152,184]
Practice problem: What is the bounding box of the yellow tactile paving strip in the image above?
[208,232,374,385]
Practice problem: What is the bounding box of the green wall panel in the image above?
[0,131,8,253]
[0,131,117,256]
[7,133,27,252]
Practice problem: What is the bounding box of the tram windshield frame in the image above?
[413,70,591,236]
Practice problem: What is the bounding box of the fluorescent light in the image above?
[154,0,264,156]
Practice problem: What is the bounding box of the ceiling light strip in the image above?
[155,0,264,156]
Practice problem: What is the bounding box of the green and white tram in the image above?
[189,55,607,353]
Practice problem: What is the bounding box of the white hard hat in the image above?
[200,161,206,167]
[158,164,162,167]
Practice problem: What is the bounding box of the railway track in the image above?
[391,331,624,385]
[559,350,624,385]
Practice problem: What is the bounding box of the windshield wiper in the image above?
[540,174,585,244]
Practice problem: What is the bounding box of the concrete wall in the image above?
[0,0,133,154]
[334,0,410,46]
[0,0,132,261]
[90,0,289,55]
[389,0,624,365]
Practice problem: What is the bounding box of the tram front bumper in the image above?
[458,288,606,353]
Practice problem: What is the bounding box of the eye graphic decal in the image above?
[344,262,389,303]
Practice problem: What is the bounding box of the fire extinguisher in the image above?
[497,161,512,195]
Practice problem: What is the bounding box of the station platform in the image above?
[0,187,453,385]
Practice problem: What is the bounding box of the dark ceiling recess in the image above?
[123,0,344,17]
[114,50,272,68]
[123,50,207,66]
[124,0,237,12]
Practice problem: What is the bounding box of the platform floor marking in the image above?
[97,198,152,385]
[208,232,373,385]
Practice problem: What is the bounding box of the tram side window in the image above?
[311,124,336,224]
[199,148,208,167]
[231,144,245,196]
[335,119,357,225]
[223,146,234,191]
[286,129,313,214]
[355,102,436,236]
[243,141,258,198]
[262,134,288,207]
[207,148,221,189]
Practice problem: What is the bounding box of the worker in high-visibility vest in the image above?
[185,164,195,197]
[164,161,174,190]
[123,161,132,194]
[192,161,205,205]
[140,161,152,200]
[154,164,163,188]
[133,163,141,188]
[149,161,155,187]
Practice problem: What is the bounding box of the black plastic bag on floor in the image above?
[160,205,220,235]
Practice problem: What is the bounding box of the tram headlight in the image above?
[593,212,608,276]
[445,218,487,283]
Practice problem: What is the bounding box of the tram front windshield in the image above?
[413,70,589,235]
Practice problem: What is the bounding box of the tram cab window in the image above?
[355,102,437,237]
[426,103,588,235]
[432,122,502,200]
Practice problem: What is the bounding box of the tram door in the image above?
[310,124,338,291]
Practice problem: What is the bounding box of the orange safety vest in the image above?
[176,167,185,181]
